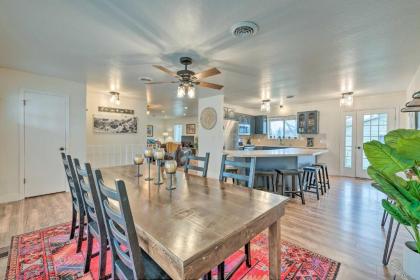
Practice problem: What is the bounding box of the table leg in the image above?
[269,219,281,280]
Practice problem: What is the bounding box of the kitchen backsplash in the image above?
[241,134,327,148]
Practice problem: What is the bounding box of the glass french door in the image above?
[342,109,396,178]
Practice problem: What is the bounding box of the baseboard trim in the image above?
[0,193,22,204]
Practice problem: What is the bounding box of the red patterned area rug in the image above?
[6,223,340,280]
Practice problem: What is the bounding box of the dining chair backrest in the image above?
[73,159,106,235]
[184,152,210,177]
[95,169,145,280]
[219,154,256,188]
[61,153,83,213]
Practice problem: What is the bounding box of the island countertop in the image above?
[224,147,328,158]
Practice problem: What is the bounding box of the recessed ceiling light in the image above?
[286,95,295,99]
[161,110,165,113]
[184,106,188,110]
[139,77,152,82]
[183,113,187,116]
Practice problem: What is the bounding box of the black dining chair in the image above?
[61,153,85,253]
[184,152,210,177]
[216,154,256,279]
[95,169,170,280]
[74,159,109,279]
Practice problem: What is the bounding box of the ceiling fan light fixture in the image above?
[340,92,353,107]
[177,86,186,98]
[187,86,195,99]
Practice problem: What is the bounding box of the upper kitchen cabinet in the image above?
[297,111,319,134]
[254,115,267,134]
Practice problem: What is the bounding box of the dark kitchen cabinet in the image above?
[254,115,267,134]
[297,111,319,134]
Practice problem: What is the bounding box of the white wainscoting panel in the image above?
[87,144,143,168]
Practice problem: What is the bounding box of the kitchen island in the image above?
[224,148,328,170]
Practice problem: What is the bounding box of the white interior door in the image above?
[355,109,396,178]
[23,91,68,197]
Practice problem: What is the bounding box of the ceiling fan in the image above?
[145,57,224,98]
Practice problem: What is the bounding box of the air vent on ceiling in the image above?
[231,21,259,38]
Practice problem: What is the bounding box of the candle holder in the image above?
[144,148,154,181]
[133,155,144,177]
[154,148,165,185]
[164,160,177,190]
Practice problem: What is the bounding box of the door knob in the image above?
[59,147,65,151]
[356,146,361,150]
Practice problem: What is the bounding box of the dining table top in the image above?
[99,164,289,279]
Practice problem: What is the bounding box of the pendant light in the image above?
[110,91,120,105]
[339,92,353,107]
[401,91,420,112]
[261,99,271,113]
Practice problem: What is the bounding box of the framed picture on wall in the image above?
[93,115,137,134]
[186,124,196,134]
[146,125,153,137]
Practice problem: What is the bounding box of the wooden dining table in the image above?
[100,165,289,280]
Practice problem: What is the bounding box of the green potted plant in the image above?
[364,129,420,279]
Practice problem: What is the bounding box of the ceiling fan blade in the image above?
[197,81,224,90]
[193,67,221,80]
[144,81,178,84]
[152,65,179,78]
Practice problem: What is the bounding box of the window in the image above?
[344,115,353,168]
[268,117,297,139]
[361,113,388,170]
[173,124,183,142]
[416,112,420,130]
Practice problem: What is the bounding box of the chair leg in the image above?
[297,173,305,205]
[381,209,389,227]
[217,262,225,280]
[70,208,77,240]
[76,213,85,253]
[382,217,400,265]
[84,231,93,273]
[245,242,251,267]
[314,173,320,200]
[98,236,107,279]
[325,166,330,189]
[320,167,327,193]
[206,271,212,280]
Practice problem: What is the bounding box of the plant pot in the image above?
[403,241,420,280]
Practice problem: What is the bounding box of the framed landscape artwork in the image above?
[93,115,137,134]
[147,125,153,137]
[186,124,196,134]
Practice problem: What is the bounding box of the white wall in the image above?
[0,67,86,203]
[267,92,408,176]
[86,89,147,167]
[198,95,224,179]
[406,65,420,128]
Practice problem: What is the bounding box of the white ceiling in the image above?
[1,0,420,116]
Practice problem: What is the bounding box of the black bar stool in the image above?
[255,170,277,192]
[275,169,305,204]
[302,166,322,200]
[313,163,330,192]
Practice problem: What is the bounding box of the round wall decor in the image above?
[200,107,217,130]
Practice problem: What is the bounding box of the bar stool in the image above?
[255,170,277,192]
[302,166,322,200]
[313,163,330,192]
[275,169,305,204]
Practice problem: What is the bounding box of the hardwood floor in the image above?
[0,176,410,279]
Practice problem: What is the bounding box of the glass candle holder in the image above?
[144,148,154,181]
[133,155,144,177]
[154,148,165,185]
[164,160,177,190]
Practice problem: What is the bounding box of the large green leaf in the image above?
[385,129,420,160]
[382,199,411,226]
[367,166,415,203]
[363,140,412,176]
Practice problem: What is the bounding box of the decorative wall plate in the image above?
[200,107,217,130]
